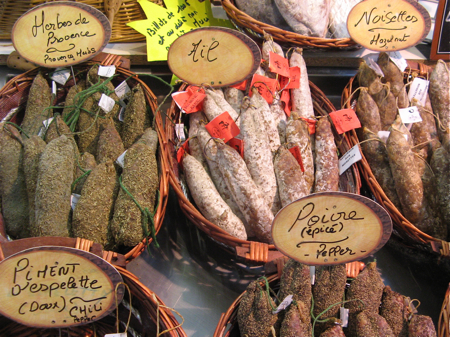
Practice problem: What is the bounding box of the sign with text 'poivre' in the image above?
[12,2,111,68]
[347,0,431,51]
[272,192,392,266]
[167,27,261,87]
[0,246,123,328]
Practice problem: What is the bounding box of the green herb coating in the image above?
[35,135,75,237]
[23,135,47,237]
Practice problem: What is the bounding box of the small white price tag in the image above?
[310,266,315,285]
[399,106,422,124]
[118,100,127,122]
[98,65,116,78]
[43,117,54,129]
[272,295,293,314]
[71,193,81,210]
[377,131,390,143]
[51,68,70,85]
[389,51,408,72]
[339,145,362,175]
[408,78,429,106]
[99,94,116,113]
[104,333,127,337]
[51,81,57,95]
[115,80,131,99]
[116,150,127,168]
[340,307,349,327]
[364,54,384,77]
[176,123,186,142]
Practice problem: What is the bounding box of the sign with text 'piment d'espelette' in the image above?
[0,246,123,328]
[11,2,111,68]
[272,192,392,266]
[167,27,261,87]
[347,0,431,52]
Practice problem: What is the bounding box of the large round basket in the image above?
[341,61,450,259]
[213,260,441,337]
[0,0,159,43]
[440,284,450,337]
[221,0,359,50]
[0,53,169,264]
[0,240,187,336]
[163,81,361,266]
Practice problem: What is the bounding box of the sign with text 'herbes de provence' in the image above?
[167,27,261,87]
[347,0,431,51]
[127,0,234,62]
[272,192,392,266]
[0,246,123,328]
[11,2,110,68]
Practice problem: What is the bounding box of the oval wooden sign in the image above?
[0,246,123,328]
[11,1,111,68]
[167,27,261,87]
[347,0,431,51]
[272,192,392,266]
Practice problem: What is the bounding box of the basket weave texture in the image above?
[341,61,450,259]
[0,240,187,336]
[214,263,445,337]
[163,81,361,266]
[221,0,359,50]
[0,53,169,264]
[0,0,157,43]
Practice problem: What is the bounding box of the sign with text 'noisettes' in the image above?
[12,1,111,68]
[0,246,123,328]
[347,0,431,52]
[127,0,234,62]
[272,192,392,266]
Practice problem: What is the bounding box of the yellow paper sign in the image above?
[127,0,234,62]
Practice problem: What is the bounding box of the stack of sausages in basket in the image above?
[164,37,360,266]
[342,54,450,258]
[0,53,169,264]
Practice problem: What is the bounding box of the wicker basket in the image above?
[221,0,359,50]
[0,241,186,336]
[341,60,450,259]
[163,81,361,266]
[213,260,439,337]
[0,52,169,264]
[440,284,450,337]
[0,0,160,43]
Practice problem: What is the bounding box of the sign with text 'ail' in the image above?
[347,0,431,51]
[12,2,110,68]
[168,27,261,87]
[0,246,123,328]
[272,192,392,266]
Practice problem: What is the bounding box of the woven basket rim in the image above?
[341,61,450,257]
[162,80,361,265]
[221,0,360,50]
[0,56,170,264]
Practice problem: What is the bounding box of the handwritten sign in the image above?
[329,109,361,134]
[0,246,123,328]
[205,111,240,143]
[272,192,392,265]
[12,2,111,68]
[127,0,234,62]
[168,26,261,87]
[347,0,431,51]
